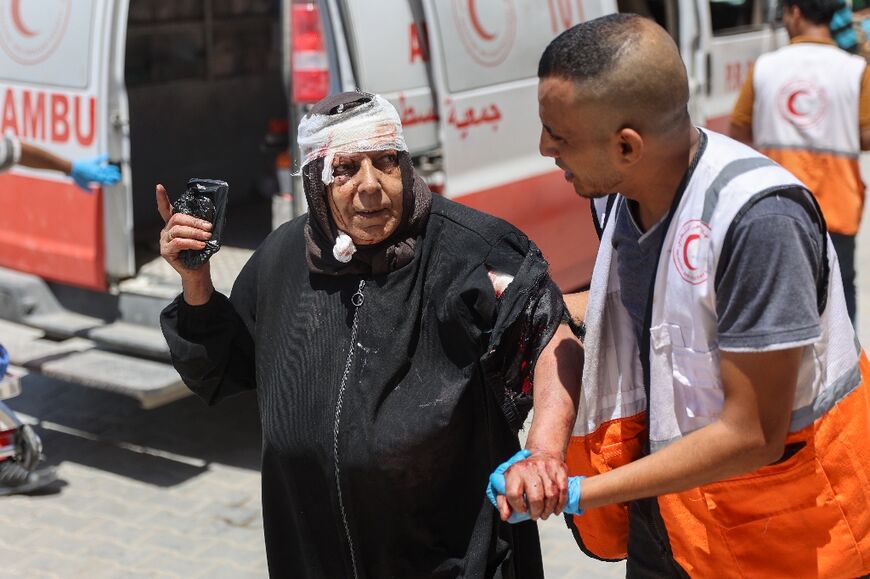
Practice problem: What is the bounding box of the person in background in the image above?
[0,134,120,496]
[1,133,120,191]
[729,0,870,323]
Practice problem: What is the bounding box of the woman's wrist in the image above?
[181,273,214,306]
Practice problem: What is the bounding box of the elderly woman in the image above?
[158,92,580,578]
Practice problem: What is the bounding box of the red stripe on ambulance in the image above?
[0,173,105,290]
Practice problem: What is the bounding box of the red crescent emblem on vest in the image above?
[786,89,808,116]
[673,220,711,285]
[683,233,701,271]
[777,80,827,128]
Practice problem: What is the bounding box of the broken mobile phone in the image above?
[172,178,229,269]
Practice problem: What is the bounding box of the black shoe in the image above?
[0,460,57,497]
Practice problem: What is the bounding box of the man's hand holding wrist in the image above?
[498,447,569,521]
[487,448,584,524]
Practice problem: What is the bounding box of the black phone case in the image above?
[172,178,229,269]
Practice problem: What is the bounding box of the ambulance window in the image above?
[126,0,280,86]
[126,28,206,84]
[212,21,280,78]
[709,0,775,35]
[213,0,274,17]
[617,0,680,44]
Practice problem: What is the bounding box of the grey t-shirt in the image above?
[612,189,824,351]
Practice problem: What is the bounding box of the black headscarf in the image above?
[301,92,432,276]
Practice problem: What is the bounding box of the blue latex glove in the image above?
[71,154,121,192]
[486,449,584,524]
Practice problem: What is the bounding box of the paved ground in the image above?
[0,382,268,579]
[0,379,624,578]
[3,158,870,578]
[0,375,624,578]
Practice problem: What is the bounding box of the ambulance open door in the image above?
[0,0,134,290]
[418,0,614,289]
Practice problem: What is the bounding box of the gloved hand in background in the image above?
[486,449,584,524]
[71,154,121,192]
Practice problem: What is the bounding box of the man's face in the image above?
[537,76,624,199]
[328,149,404,245]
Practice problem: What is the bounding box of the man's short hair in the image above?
[538,13,642,86]
[782,0,841,25]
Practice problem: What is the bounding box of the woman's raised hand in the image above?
[156,184,215,305]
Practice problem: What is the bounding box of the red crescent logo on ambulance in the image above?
[467,0,495,41]
[777,80,827,128]
[11,0,36,37]
[673,220,711,285]
[452,0,516,67]
[0,0,71,65]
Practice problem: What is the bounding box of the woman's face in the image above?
[328,149,404,245]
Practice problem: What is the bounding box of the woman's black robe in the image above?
[161,195,564,578]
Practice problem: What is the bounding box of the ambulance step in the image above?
[39,350,189,409]
[23,311,104,339]
[0,320,93,367]
[87,322,170,360]
[121,246,254,298]
[118,291,173,330]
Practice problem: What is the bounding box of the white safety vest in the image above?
[753,42,864,157]
[578,130,861,451]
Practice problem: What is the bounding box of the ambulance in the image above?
[0,0,783,407]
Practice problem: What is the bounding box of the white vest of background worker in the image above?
[729,0,870,323]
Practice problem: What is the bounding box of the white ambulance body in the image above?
[0,0,783,406]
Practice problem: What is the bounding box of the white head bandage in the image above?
[297,94,408,186]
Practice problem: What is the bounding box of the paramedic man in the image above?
[494,14,870,577]
[729,0,870,323]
